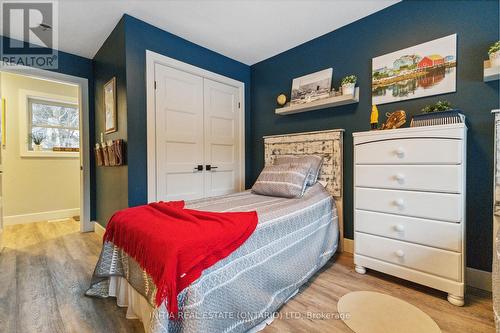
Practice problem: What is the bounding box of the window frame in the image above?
[19,90,80,158]
[28,97,80,152]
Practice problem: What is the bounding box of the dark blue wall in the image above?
[93,18,129,226]
[1,36,96,220]
[122,15,252,207]
[250,0,500,271]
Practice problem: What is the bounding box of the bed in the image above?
[86,129,344,333]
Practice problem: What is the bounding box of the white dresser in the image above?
[353,124,467,306]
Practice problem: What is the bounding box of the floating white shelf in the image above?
[275,87,359,115]
[484,60,500,82]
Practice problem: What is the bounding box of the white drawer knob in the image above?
[394,224,405,232]
[395,173,405,183]
[394,198,405,208]
[395,250,405,257]
[395,148,405,158]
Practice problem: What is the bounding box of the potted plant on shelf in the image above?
[30,132,46,151]
[410,100,464,127]
[341,75,357,96]
[489,41,500,67]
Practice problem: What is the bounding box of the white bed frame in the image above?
[263,129,344,251]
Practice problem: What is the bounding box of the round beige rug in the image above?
[337,291,441,333]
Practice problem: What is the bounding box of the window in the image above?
[28,98,80,151]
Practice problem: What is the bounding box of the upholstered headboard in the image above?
[263,129,344,250]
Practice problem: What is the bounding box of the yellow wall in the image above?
[1,72,80,221]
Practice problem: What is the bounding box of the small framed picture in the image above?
[104,77,117,134]
[291,68,333,104]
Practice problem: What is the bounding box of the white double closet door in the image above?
[155,63,242,201]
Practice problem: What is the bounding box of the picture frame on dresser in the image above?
[353,124,467,306]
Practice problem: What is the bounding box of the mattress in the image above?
[86,183,339,333]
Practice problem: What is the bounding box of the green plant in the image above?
[30,132,46,145]
[421,100,453,114]
[489,41,500,55]
[341,75,357,86]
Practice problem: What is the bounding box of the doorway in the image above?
[0,63,92,234]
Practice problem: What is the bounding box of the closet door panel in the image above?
[155,64,205,201]
[203,78,241,197]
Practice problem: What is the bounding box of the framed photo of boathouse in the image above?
[372,34,457,105]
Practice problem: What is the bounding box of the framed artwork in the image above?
[372,34,457,105]
[104,77,117,133]
[291,68,333,104]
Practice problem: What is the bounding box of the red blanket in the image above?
[103,201,258,316]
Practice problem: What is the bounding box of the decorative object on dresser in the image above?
[353,123,467,306]
[370,105,379,130]
[381,110,406,130]
[411,101,465,127]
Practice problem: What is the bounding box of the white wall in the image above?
[1,72,80,224]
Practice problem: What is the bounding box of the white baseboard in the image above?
[94,221,105,238]
[466,267,492,292]
[4,208,80,225]
[343,238,492,292]
[343,238,354,254]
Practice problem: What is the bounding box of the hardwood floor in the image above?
[0,220,144,333]
[0,220,495,333]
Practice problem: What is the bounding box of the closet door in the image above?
[155,64,205,201]
[203,78,241,197]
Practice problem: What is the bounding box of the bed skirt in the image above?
[108,276,291,333]
[109,276,155,332]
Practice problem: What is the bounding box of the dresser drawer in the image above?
[355,187,462,222]
[355,165,462,193]
[355,210,462,251]
[355,232,461,281]
[355,138,462,165]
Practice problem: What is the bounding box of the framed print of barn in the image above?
[372,34,457,105]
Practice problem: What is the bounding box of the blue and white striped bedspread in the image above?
[86,183,339,333]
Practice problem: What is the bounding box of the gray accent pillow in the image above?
[274,155,323,186]
[251,164,311,198]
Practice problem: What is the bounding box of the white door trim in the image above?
[146,50,246,203]
[0,62,93,232]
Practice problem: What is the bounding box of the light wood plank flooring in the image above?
[0,220,495,333]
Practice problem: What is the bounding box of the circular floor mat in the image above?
[337,291,441,333]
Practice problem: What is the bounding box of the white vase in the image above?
[342,83,355,96]
[490,51,500,67]
[33,144,42,151]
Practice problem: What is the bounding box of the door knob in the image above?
[194,165,203,171]
[206,165,218,171]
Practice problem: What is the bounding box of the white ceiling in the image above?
[5,0,399,65]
